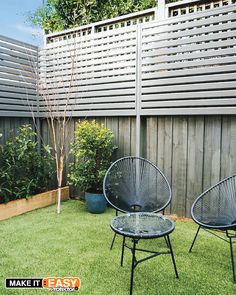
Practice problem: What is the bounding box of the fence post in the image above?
[36,47,41,153]
[135,24,142,157]
[157,0,167,20]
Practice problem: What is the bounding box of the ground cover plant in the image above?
[0,125,54,203]
[0,200,235,295]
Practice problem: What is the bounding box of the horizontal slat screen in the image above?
[0,35,38,117]
[39,3,236,117]
[141,4,236,115]
[39,26,137,116]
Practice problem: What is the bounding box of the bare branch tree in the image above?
[25,39,78,214]
[39,42,77,213]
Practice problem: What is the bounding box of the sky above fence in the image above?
[0,0,42,46]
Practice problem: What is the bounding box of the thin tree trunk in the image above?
[57,186,61,214]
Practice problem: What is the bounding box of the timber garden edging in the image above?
[0,187,69,221]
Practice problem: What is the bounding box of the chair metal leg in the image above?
[229,237,236,283]
[189,225,201,253]
[166,235,179,279]
[110,210,119,250]
[130,239,137,295]
[110,232,117,250]
[121,236,125,267]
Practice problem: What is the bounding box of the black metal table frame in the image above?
[112,229,179,295]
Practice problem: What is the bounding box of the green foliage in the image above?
[0,125,54,203]
[68,120,116,193]
[28,0,156,33]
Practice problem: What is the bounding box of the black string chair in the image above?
[103,157,178,295]
[189,174,236,283]
[103,156,172,249]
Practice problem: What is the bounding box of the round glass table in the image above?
[111,212,175,238]
[111,213,179,295]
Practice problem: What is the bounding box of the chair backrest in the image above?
[103,156,172,213]
[191,175,236,229]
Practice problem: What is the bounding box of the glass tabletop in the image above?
[111,212,175,239]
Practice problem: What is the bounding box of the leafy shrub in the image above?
[68,120,116,193]
[0,125,54,203]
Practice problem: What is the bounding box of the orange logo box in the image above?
[43,277,81,289]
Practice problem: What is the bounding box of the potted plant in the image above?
[68,120,116,213]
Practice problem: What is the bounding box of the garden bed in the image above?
[0,186,69,221]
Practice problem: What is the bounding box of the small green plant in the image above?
[0,125,54,203]
[68,120,116,193]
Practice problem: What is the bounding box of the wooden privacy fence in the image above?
[1,0,236,217]
[145,115,236,216]
[39,114,236,217]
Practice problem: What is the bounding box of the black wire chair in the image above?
[103,157,178,295]
[189,174,236,283]
[103,156,172,249]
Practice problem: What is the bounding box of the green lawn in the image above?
[0,200,235,295]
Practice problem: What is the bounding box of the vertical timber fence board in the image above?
[221,116,236,178]
[146,116,173,215]
[146,117,158,163]
[130,117,137,156]
[105,117,119,160]
[64,119,75,185]
[118,117,132,157]
[171,117,188,217]
[135,24,142,157]
[158,117,173,215]
[186,116,204,217]
[40,119,51,147]
[203,116,222,190]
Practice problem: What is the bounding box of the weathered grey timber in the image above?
[37,114,236,217]
[0,117,33,145]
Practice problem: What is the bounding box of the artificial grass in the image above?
[0,200,235,295]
